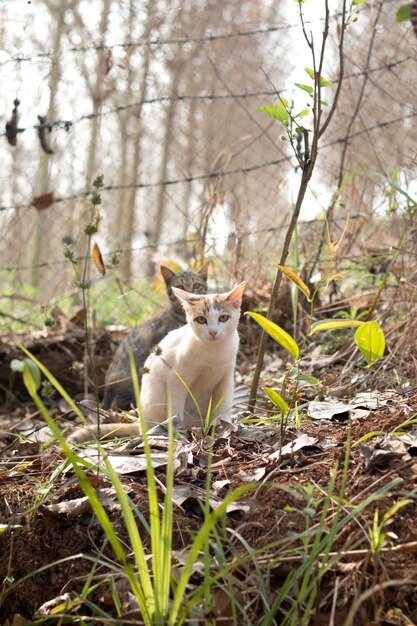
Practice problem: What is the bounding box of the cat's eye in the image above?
[195,316,207,324]
[219,314,230,322]
[176,284,184,290]
[193,283,203,293]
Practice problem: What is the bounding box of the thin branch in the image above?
[247,0,348,411]
[343,579,417,626]
[320,0,347,137]
[337,0,384,186]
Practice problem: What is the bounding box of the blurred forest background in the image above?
[1,0,416,331]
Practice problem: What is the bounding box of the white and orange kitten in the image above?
[68,282,245,442]
[140,281,245,428]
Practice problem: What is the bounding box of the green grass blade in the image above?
[174,369,203,422]
[19,345,85,421]
[19,348,154,623]
[160,403,174,615]
[130,353,163,617]
[169,483,254,625]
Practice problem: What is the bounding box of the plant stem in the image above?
[248,168,312,411]
[247,1,347,411]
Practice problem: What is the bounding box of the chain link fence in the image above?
[1,0,416,328]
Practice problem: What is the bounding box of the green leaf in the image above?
[355,431,384,444]
[381,499,412,524]
[245,312,299,358]
[352,0,366,4]
[372,170,417,206]
[337,168,417,207]
[320,76,333,87]
[22,363,39,395]
[309,319,364,335]
[11,357,41,392]
[297,374,321,388]
[320,100,329,106]
[263,387,289,414]
[295,125,308,134]
[354,321,385,366]
[388,167,401,214]
[294,83,313,94]
[10,358,25,372]
[257,101,289,123]
[276,264,311,301]
[396,4,412,22]
[303,68,333,87]
[1,523,22,532]
[295,108,310,118]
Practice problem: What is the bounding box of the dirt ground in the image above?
[1,328,417,625]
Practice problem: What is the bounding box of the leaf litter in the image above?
[2,330,417,624]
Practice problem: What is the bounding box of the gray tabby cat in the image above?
[102,263,209,409]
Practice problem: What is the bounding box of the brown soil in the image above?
[1,329,417,625]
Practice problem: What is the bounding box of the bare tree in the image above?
[70,0,113,194]
[117,0,156,281]
[30,0,67,287]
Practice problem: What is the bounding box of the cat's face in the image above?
[172,282,246,343]
[160,264,209,313]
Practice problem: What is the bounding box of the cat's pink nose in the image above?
[209,329,218,338]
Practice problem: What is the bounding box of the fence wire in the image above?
[0,0,416,325]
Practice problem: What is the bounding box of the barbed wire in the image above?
[0,90,279,137]
[1,56,413,140]
[0,20,326,67]
[3,0,406,70]
[3,0,406,69]
[0,214,371,274]
[1,0,414,312]
[1,109,416,214]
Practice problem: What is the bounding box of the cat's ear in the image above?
[172,286,202,308]
[225,282,246,309]
[160,265,176,286]
[197,261,209,281]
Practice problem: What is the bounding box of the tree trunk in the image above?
[83,0,112,193]
[118,0,155,282]
[30,1,66,288]
[179,96,197,262]
[145,81,178,278]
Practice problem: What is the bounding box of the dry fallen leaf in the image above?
[172,483,251,514]
[35,593,71,617]
[212,587,245,626]
[277,433,319,459]
[360,439,408,469]
[236,466,266,482]
[334,561,363,574]
[383,608,417,626]
[39,497,91,518]
[92,241,106,275]
[32,192,54,211]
